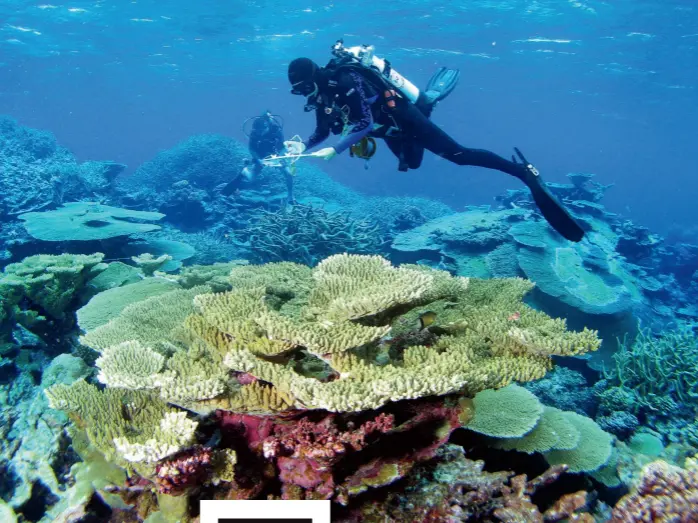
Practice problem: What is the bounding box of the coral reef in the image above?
[9,119,689,520]
[0,116,123,219]
[343,444,594,522]
[39,253,601,519]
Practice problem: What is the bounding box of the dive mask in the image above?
[290,80,316,96]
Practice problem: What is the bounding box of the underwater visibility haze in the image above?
[0,1,697,522]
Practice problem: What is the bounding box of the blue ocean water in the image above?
[1,0,696,233]
[2,1,698,522]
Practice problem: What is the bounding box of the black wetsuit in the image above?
[248,118,294,201]
[249,119,285,159]
[303,66,528,180]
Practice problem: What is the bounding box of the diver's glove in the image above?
[283,140,306,155]
[313,147,337,161]
[512,147,585,243]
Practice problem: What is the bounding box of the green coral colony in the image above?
[17,251,607,519]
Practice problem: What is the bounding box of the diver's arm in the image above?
[332,72,374,155]
[302,111,330,150]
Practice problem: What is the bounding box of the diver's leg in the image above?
[398,103,524,176]
[403,139,425,169]
[397,104,585,242]
[384,136,410,172]
[280,162,295,203]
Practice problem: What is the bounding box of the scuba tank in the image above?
[242,111,284,138]
[330,39,421,104]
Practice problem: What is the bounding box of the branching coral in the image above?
[239,204,386,265]
[45,380,198,467]
[211,257,594,413]
[607,324,698,405]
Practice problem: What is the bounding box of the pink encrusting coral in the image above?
[610,460,698,522]
[215,396,463,503]
[155,446,213,495]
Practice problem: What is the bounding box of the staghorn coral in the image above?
[606,324,698,407]
[611,459,698,522]
[239,204,386,266]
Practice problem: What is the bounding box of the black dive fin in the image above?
[220,175,244,196]
[424,66,460,104]
[513,147,585,243]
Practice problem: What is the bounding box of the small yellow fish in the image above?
[418,311,438,330]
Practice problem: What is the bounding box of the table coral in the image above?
[19,202,164,242]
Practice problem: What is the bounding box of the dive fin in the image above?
[220,166,253,196]
[513,147,585,243]
[220,176,243,196]
[423,66,460,105]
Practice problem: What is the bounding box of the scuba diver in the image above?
[283,41,585,242]
[221,111,295,203]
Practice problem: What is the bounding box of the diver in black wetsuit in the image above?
[284,55,585,243]
[221,111,295,203]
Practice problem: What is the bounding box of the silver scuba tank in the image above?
[331,40,421,103]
